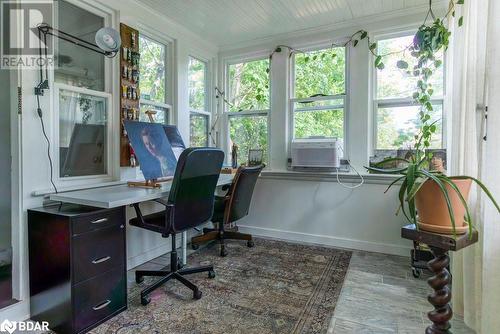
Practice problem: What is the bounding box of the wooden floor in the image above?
[330,251,475,334]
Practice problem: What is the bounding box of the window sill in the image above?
[260,169,402,185]
[32,180,127,197]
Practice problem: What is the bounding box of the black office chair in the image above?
[129,148,224,305]
[191,165,263,257]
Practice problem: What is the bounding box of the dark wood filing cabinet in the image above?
[28,204,127,334]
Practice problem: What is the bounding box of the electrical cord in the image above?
[36,94,58,194]
[335,147,364,189]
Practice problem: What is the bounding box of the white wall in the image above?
[4,0,218,321]
[239,176,410,256]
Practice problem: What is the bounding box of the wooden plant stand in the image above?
[401,224,478,334]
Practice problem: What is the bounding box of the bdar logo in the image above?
[0,319,16,334]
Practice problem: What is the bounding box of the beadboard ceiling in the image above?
[136,0,444,48]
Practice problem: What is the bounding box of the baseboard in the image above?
[127,243,170,270]
[238,225,411,257]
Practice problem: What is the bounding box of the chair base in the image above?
[136,235,215,305]
[191,225,254,257]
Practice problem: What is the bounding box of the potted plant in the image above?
[363,1,500,234]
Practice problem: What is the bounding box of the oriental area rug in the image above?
[91,238,352,334]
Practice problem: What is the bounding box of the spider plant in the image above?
[366,151,500,236]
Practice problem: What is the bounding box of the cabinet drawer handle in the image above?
[91,218,108,224]
[92,299,111,311]
[91,256,111,264]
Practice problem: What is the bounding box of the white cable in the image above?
[335,147,364,189]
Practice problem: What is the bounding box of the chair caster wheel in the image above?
[136,275,144,284]
[193,289,202,300]
[191,243,199,250]
[141,296,151,306]
[220,249,228,257]
[412,268,422,278]
[208,270,216,279]
[247,240,255,248]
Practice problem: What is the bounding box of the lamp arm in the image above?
[37,23,116,57]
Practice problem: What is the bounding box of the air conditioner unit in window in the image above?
[291,138,342,168]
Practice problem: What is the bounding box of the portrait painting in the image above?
[124,121,177,180]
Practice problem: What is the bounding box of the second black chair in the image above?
[129,148,224,305]
[191,165,263,256]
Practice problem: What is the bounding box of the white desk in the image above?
[49,174,234,265]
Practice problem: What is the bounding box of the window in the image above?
[226,58,270,165]
[139,35,170,123]
[374,34,445,151]
[54,0,113,182]
[188,56,210,146]
[291,47,347,146]
[55,0,104,91]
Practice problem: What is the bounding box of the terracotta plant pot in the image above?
[415,179,472,234]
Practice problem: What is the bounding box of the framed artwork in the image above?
[248,149,264,166]
[426,149,447,173]
[124,121,177,180]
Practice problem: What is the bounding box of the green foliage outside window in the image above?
[228,59,270,112]
[376,35,444,150]
[139,36,165,103]
[190,114,209,147]
[294,47,345,99]
[229,116,268,165]
[189,57,207,111]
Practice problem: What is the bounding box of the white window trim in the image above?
[288,44,349,159]
[372,30,447,152]
[49,0,119,190]
[222,55,271,164]
[189,56,211,146]
[53,83,114,185]
[139,34,172,124]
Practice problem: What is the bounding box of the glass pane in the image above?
[228,59,270,112]
[59,89,108,177]
[190,114,209,147]
[377,35,444,99]
[188,57,207,111]
[139,103,169,124]
[55,0,105,91]
[0,69,13,309]
[229,115,268,165]
[294,109,344,139]
[377,104,443,149]
[139,36,166,103]
[294,47,346,99]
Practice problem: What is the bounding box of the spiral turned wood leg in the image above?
[425,247,452,334]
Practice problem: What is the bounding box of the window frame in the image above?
[188,55,211,147]
[223,54,271,164]
[288,43,350,157]
[51,0,118,189]
[138,33,172,124]
[372,30,447,153]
